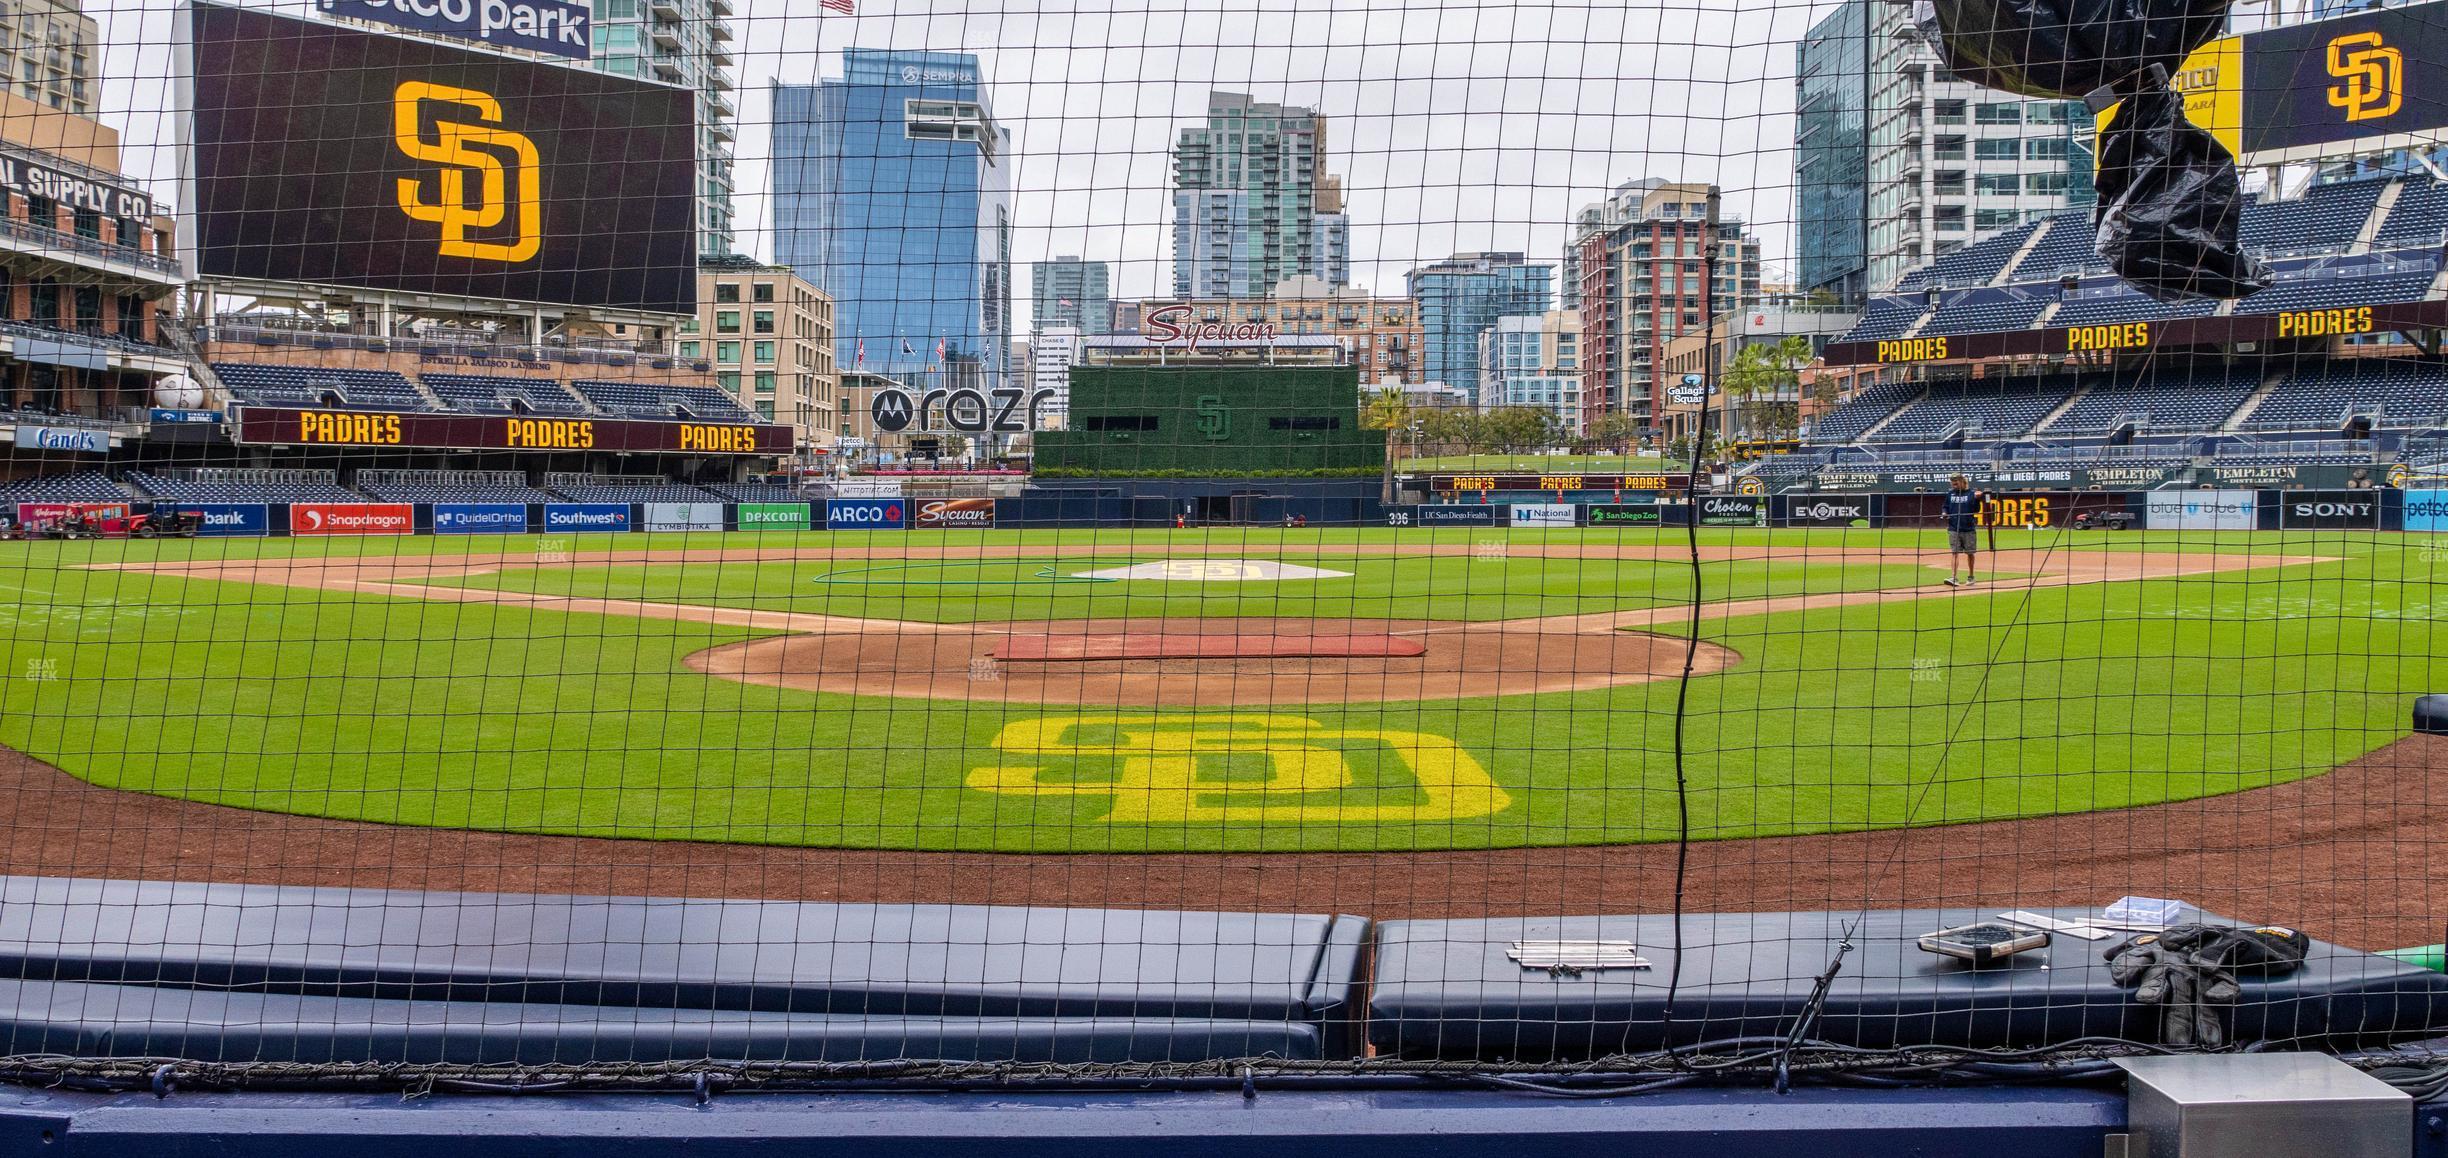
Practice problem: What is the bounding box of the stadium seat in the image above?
[0,472,128,503]
[572,380,760,423]
[2375,179,2448,249]
[1916,291,2051,338]
[126,470,364,504]
[701,482,810,503]
[1895,219,2044,292]
[551,482,727,504]
[421,374,595,416]
[211,364,437,412]
[1872,382,2070,441]
[1806,381,1921,443]
[2246,361,2448,432]
[2240,180,2385,254]
[2042,368,2261,436]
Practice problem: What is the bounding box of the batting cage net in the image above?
[0,0,2443,1097]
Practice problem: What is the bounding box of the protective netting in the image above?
[0,0,2441,1090]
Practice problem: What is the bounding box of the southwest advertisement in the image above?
[543,503,630,532]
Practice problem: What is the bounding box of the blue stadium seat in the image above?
[1917,291,2050,338]
[0,472,126,503]
[2042,368,2261,435]
[2376,179,2448,249]
[2233,263,2437,315]
[1806,381,1921,443]
[1896,219,2044,291]
[2000,214,2103,281]
[126,471,363,504]
[1836,297,1925,343]
[703,482,810,503]
[1872,382,2071,442]
[572,380,759,423]
[2241,180,2384,253]
[551,483,725,503]
[2247,361,2448,431]
[211,364,435,411]
[2045,289,2221,328]
[421,374,594,416]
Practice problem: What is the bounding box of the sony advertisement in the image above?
[2279,491,2383,529]
[188,3,697,313]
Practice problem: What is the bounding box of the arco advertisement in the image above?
[289,503,414,536]
[826,498,907,530]
[737,502,814,531]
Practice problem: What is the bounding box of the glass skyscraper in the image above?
[1795,0,1870,303]
[1031,256,1111,333]
[771,50,1013,389]
[584,0,736,256]
[1172,92,1351,299]
[1406,253,1553,404]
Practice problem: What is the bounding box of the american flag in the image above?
[855,338,865,367]
[821,0,853,13]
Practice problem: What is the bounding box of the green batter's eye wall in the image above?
[1032,366,1386,475]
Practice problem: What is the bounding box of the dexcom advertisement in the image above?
[188,3,697,312]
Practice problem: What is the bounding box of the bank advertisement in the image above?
[431,502,530,534]
[542,502,631,532]
[736,502,814,531]
[2145,490,2257,531]
[641,502,724,531]
[177,503,271,537]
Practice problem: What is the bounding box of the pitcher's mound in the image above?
[996,624,1425,661]
[1075,559,1353,581]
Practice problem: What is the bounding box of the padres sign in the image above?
[968,715,1511,824]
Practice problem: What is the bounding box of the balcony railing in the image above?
[0,214,182,278]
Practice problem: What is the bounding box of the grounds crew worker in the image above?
[1942,474,1984,588]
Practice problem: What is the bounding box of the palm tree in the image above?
[1362,386,1415,506]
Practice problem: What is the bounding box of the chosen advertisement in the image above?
[912,498,996,529]
[1585,504,1663,527]
[826,498,908,530]
[432,502,530,534]
[2405,490,2448,533]
[2145,490,2257,531]
[2279,491,2383,530]
[1780,496,1870,526]
[736,502,814,531]
[641,502,723,532]
[543,503,631,532]
[1414,504,1499,526]
[1698,495,1763,526]
[1508,503,1577,528]
[188,3,697,313]
[290,502,414,536]
[176,503,271,537]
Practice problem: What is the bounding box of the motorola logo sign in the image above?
[870,388,916,433]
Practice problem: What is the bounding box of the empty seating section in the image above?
[128,470,361,504]
[422,374,591,416]
[572,380,757,422]
[0,472,124,502]
[551,483,723,503]
[704,482,807,502]
[2044,369,2260,434]
[2241,181,2383,252]
[1840,298,1923,342]
[1896,221,2042,291]
[2247,362,2448,430]
[1873,383,2068,441]
[2235,264,2438,314]
[2003,216,2102,280]
[354,470,553,504]
[2377,180,2448,248]
[213,364,433,411]
[1918,293,2050,337]
[1807,382,1922,443]
[2046,290,2220,328]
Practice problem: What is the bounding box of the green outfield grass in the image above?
[0,527,2432,853]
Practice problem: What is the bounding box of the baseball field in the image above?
[0,525,2425,870]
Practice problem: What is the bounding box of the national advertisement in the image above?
[432,502,530,534]
[2145,490,2257,531]
[1413,504,1499,526]
[736,502,814,531]
[289,502,414,536]
[2405,490,2448,533]
[542,503,631,532]
[826,498,908,530]
[1508,503,1577,528]
[1584,504,1662,528]
[175,503,271,537]
[641,502,724,532]
[912,498,996,529]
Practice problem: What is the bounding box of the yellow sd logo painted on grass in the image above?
[968,715,1511,823]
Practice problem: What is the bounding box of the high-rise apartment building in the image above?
[682,256,837,449]
[1406,253,1552,404]
[1130,275,1423,384]
[1172,92,1351,299]
[1031,256,1111,333]
[584,0,736,256]
[1569,180,1763,431]
[0,0,91,115]
[1479,311,1583,438]
[1029,324,1080,427]
[1793,0,2097,293]
[770,50,1014,392]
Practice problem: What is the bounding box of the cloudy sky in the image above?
[96,0,1860,320]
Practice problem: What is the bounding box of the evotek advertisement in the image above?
[232,407,791,455]
[1779,496,1870,526]
[188,3,697,312]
